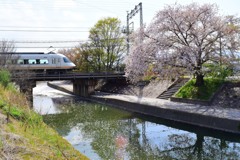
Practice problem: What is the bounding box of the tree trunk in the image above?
[195,74,204,86]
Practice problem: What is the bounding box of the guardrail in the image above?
[11,72,126,81]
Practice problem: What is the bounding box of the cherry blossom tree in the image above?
[125,3,240,86]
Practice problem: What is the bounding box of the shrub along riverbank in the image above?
[175,78,224,100]
[174,64,233,100]
[0,70,88,159]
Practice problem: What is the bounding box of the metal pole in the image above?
[139,2,143,43]
[220,32,222,66]
[139,2,143,28]
[127,12,130,55]
[126,3,144,54]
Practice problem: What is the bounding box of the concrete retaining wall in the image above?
[91,96,240,135]
[47,81,240,135]
[47,82,73,95]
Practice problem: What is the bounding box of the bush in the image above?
[204,63,232,80]
[2,105,25,120]
[175,78,224,100]
[0,70,10,88]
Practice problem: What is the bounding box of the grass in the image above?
[3,117,88,159]
[0,81,89,159]
[175,78,224,100]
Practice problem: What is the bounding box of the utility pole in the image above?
[219,32,222,66]
[127,11,130,55]
[125,2,143,55]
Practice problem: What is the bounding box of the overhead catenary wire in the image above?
[0,26,92,29]
[13,40,87,43]
[7,46,77,48]
[0,0,158,24]
[0,29,125,34]
[0,29,89,32]
[0,0,160,51]
[0,37,126,43]
[0,0,129,14]
[4,44,128,49]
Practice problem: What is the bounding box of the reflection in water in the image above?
[33,81,74,115]
[33,96,58,115]
[41,99,240,160]
[115,135,128,159]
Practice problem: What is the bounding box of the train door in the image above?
[57,57,61,68]
[52,57,61,69]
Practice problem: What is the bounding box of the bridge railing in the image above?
[11,71,126,81]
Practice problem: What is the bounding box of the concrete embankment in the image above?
[48,81,240,135]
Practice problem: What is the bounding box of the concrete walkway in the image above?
[48,81,240,135]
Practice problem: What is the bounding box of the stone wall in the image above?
[212,82,240,109]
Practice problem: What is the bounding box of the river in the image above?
[33,82,240,160]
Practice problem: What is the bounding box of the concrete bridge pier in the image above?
[18,80,36,108]
[73,79,97,97]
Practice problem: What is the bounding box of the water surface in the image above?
[34,82,240,160]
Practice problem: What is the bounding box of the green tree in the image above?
[73,43,106,72]
[59,17,126,72]
[204,63,233,80]
[59,43,106,72]
[89,17,126,72]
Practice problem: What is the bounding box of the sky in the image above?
[1,0,240,52]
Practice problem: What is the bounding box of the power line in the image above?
[0,26,91,29]
[5,45,128,49]
[14,46,76,48]
[0,29,89,32]
[12,40,86,43]
[0,1,128,14]
[0,29,125,33]
[0,37,126,44]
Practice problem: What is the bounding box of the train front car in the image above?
[42,52,76,74]
[55,53,76,70]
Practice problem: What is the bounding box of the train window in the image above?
[36,59,40,64]
[24,59,29,64]
[63,57,71,63]
[17,59,24,64]
[40,59,48,64]
[29,59,36,64]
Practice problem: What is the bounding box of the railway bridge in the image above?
[11,72,126,107]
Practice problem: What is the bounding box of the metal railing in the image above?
[11,71,126,81]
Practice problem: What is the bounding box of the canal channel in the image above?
[33,82,240,160]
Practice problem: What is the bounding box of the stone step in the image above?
[158,96,169,99]
[160,93,176,97]
[157,78,189,99]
